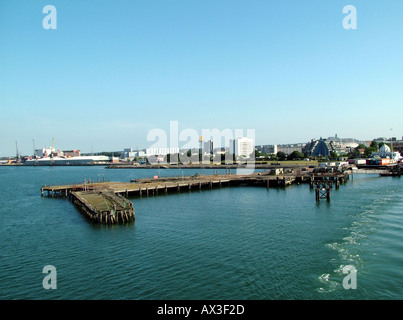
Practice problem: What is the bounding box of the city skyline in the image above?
[1,1,403,156]
[4,132,402,159]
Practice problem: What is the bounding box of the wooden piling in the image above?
[70,191,134,225]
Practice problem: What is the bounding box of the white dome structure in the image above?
[371,143,401,163]
[379,144,391,153]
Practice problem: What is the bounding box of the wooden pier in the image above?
[71,191,134,224]
[41,172,308,199]
[379,164,402,177]
[307,172,350,201]
[41,170,352,223]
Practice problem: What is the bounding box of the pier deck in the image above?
[70,191,134,225]
[41,171,350,223]
[41,172,312,198]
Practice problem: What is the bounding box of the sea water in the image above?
[0,166,402,299]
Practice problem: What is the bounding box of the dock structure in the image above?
[379,164,403,177]
[41,170,353,223]
[308,172,349,201]
[71,191,134,224]
[41,172,307,200]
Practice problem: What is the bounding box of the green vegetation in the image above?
[288,151,305,160]
[345,139,382,158]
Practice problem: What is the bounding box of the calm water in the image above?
[0,166,402,300]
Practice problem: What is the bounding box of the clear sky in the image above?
[1,0,402,156]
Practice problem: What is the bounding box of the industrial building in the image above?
[25,155,110,166]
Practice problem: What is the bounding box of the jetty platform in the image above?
[71,191,135,224]
[41,171,350,224]
[41,171,318,198]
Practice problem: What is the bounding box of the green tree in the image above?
[378,142,392,149]
[276,151,287,161]
[329,151,338,160]
[288,151,304,160]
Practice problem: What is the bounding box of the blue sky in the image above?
[1,0,402,156]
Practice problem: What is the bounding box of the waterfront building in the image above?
[146,148,180,157]
[203,140,214,156]
[25,155,110,165]
[63,150,81,158]
[326,135,359,154]
[230,137,254,159]
[35,147,55,158]
[276,143,305,155]
[255,145,278,155]
[303,138,336,157]
[121,148,137,161]
[371,144,402,162]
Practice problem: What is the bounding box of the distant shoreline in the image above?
[0,162,317,169]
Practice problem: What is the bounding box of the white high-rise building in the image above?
[231,137,254,159]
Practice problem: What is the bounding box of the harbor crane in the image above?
[15,141,20,163]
